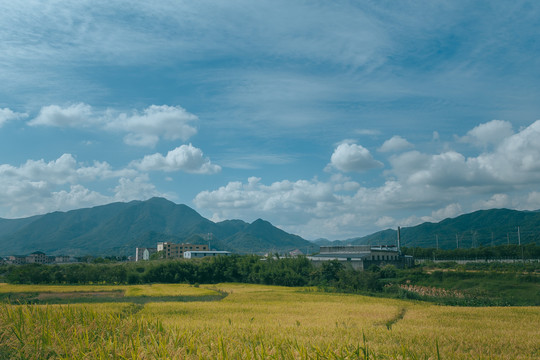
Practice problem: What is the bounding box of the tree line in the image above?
[1,255,538,305]
[0,255,386,293]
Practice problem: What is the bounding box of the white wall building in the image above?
[183,250,231,259]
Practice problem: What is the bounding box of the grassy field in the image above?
[0,283,223,304]
[0,283,219,297]
[0,283,538,359]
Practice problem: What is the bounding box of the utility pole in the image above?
[518,226,524,261]
[435,235,439,261]
[456,234,459,249]
[491,231,494,247]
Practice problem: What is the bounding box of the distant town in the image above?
[3,239,416,272]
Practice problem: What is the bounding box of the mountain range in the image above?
[1,198,538,257]
[0,197,311,256]
[317,208,540,249]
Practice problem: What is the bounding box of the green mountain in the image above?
[0,215,44,238]
[0,198,311,256]
[224,219,310,253]
[4,200,536,257]
[342,209,540,249]
[0,198,311,255]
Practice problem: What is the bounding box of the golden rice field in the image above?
[0,283,538,359]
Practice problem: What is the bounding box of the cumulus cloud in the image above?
[28,103,198,147]
[131,144,221,174]
[0,154,135,185]
[194,175,428,239]
[0,154,141,218]
[430,203,463,221]
[190,120,540,239]
[29,103,94,127]
[194,177,338,221]
[460,119,514,148]
[327,142,383,172]
[112,176,163,202]
[51,185,111,211]
[474,194,510,210]
[0,107,27,127]
[378,135,413,152]
[525,192,540,209]
[389,121,540,189]
[105,105,198,147]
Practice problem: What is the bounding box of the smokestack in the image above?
[397,226,401,254]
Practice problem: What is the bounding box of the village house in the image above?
[135,247,157,261]
[156,242,209,259]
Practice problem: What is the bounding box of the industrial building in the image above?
[308,245,413,270]
[183,250,231,259]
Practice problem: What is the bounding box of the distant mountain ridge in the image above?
[324,208,540,249]
[0,197,312,256]
[2,201,538,257]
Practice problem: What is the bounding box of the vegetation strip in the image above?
[384,307,407,330]
[0,287,228,304]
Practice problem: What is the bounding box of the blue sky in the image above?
[1,1,540,240]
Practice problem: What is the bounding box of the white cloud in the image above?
[0,154,141,218]
[194,177,338,221]
[191,120,540,239]
[460,119,514,148]
[0,107,27,127]
[525,192,540,209]
[131,144,221,174]
[105,105,198,147]
[430,203,463,221]
[112,176,163,202]
[389,120,540,189]
[473,120,540,183]
[28,104,198,147]
[474,194,510,210]
[327,142,383,172]
[51,185,111,211]
[29,103,94,127]
[375,216,395,228]
[378,135,414,152]
[194,176,418,239]
[0,154,135,185]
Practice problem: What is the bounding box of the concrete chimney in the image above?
[397,226,401,254]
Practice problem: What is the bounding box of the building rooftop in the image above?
[310,253,371,259]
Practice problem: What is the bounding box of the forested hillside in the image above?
[0,198,311,256]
